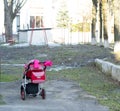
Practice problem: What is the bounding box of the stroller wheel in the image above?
[41,88,46,99]
[33,94,37,97]
[21,88,26,100]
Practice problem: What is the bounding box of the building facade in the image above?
[0,0,92,45]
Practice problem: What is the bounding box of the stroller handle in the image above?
[25,62,47,71]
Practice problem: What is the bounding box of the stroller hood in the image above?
[34,59,40,69]
[44,60,53,66]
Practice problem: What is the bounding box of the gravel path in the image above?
[0,80,109,111]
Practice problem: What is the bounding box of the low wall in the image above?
[95,59,120,82]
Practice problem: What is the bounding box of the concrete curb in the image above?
[95,59,120,82]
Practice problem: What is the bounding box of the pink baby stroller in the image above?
[20,59,52,100]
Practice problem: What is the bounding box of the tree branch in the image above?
[12,0,27,19]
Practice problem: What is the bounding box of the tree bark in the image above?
[4,0,13,42]
[91,1,97,45]
[102,0,109,48]
[99,1,103,46]
[113,0,120,61]
[114,0,120,42]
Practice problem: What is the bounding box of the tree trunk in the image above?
[114,0,120,42]
[113,0,120,61]
[91,19,97,45]
[4,0,13,42]
[99,1,103,46]
[102,0,109,48]
[4,13,13,42]
[91,3,97,45]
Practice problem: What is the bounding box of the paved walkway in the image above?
[0,80,109,111]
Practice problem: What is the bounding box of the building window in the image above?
[30,16,35,28]
[36,16,40,27]
[30,16,43,28]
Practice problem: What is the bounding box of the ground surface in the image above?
[0,44,118,111]
[0,80,109,111]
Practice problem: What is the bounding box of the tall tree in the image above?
[56,0,69,28]
[56,0,70,44]
[91,0,98,45]
[4,0,27,42]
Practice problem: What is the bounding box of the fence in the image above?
[52,28,91,44]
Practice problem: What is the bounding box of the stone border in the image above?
[95,59,120,82]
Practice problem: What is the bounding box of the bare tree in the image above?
[3,0,27,42]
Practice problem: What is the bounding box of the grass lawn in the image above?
[0,95,5,105]
[0,74,21,82]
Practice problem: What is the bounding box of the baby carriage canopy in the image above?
[24,59,52,70]
[24,59,53,83]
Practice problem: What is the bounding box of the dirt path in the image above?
[0,80,109,111]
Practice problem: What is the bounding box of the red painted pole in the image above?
[41,19,48,46]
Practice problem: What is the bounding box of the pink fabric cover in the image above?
[44,60,53,66]
[33,59,40,69]
[24,59,53,69]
